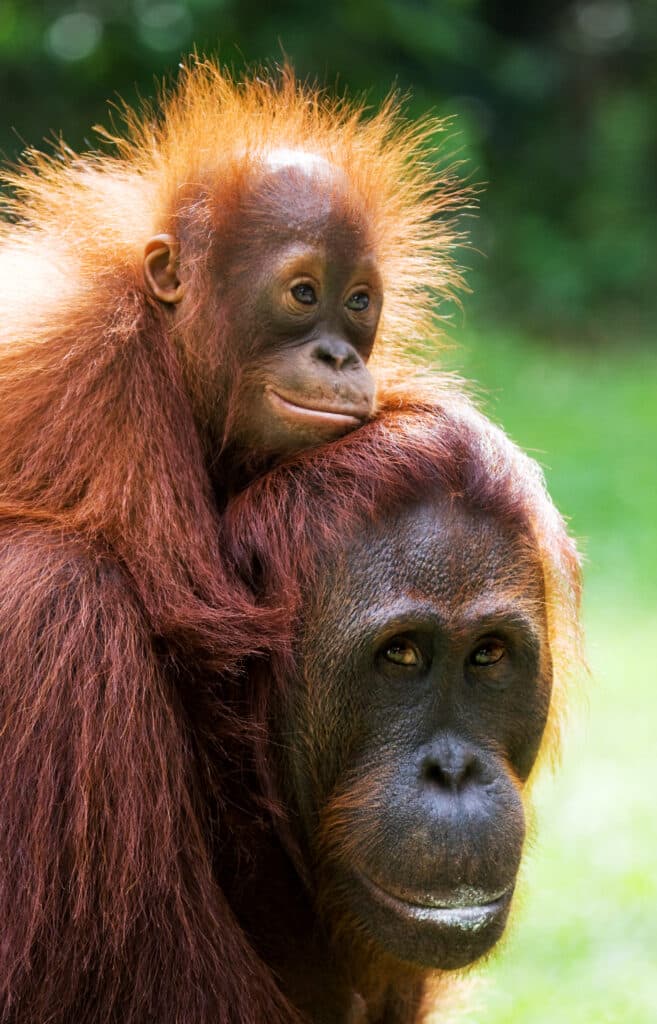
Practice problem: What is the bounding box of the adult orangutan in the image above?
[216,391,582,1023]
[0,381,581,1022]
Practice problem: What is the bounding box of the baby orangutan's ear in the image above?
[143,234,184,303]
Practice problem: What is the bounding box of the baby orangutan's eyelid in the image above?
[278,270,322,295]
[275,246,325,276]
[289,272,320,286]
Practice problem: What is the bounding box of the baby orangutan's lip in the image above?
[267,388,365,430]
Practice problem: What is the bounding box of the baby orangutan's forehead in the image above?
[262,148,334,176]
[240,154,370,248]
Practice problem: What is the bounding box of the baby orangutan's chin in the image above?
[227,385,371,462]
[265,389,366,445]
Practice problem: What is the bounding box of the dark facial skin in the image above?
[284,495,552,975]
[224,156,381,457]
[144,153,381,461]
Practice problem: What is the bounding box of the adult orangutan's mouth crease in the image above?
[356,870,512,930]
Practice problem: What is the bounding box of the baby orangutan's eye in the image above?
[345,291,369,312]
[290,283,317,305]
[469,639,506,667]
[382,637,421,667]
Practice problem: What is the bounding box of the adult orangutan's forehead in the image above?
[333,497,544,618]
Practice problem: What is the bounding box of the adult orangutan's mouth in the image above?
[356,871,513,932]
[267,388,366,429]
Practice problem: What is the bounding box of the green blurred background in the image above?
[1,2,655,1020]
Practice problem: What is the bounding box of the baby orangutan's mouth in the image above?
[266,388,367,430]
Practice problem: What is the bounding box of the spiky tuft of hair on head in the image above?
[1,56,471,355]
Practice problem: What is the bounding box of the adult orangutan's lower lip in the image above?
[267,388,364,428]
[356,872,512,932]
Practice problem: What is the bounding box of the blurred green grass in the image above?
[438,328,657,1022]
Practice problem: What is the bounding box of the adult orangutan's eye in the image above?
[382,637,421,667]
[345,291,369,312]
[291,283,317,305]
[469,639,506,667]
